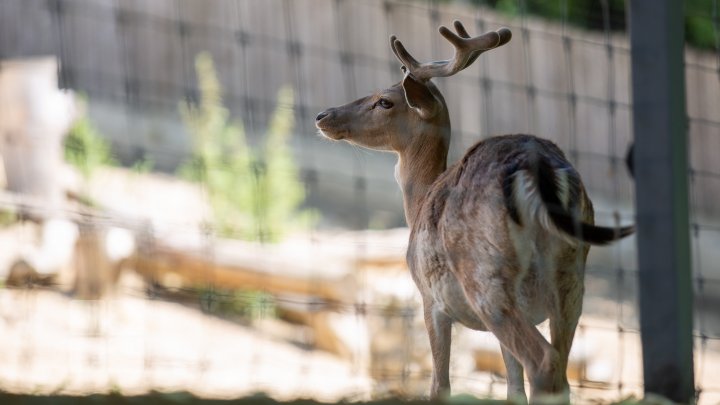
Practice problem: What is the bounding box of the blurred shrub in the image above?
[0,209,17,228]
[179,52,316,241]
[63,100,116,180]
[200,288,276,321]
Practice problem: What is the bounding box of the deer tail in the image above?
[502,152,634,245]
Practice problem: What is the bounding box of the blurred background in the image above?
[0,0,718,403]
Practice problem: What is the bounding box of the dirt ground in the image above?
[0,285,716,403]
[0,285,373,401]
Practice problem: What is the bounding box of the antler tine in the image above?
[453,20,471,38]
[389,20,512,81]
[452,20,489,70]
[390,35,420,75]
[464,24,513,50]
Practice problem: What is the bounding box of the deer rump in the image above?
[430,134,635,245]
[499,137,633,246]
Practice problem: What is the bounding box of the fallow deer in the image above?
[315,20,634,403]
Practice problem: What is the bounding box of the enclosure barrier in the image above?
[0,0,719,403]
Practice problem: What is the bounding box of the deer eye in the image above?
[374,98,394,109]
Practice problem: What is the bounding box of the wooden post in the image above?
[0,57,75,207]
[629,0,695,401]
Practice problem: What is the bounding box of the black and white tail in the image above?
[502,152,634,245]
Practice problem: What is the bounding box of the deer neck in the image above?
[396,136,449,227]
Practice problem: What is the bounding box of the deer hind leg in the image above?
[451,260,560,400]
[423,301,452,399]
[501,345,528,404]
[548,267,585,399]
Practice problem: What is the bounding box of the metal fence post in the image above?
[629,0,695,402]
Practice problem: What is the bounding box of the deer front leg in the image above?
[423,301,452,399]
[501,345,528,404]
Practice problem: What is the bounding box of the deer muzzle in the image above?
[315,108,346,140]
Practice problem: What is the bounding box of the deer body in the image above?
[316,21,633,402]
[410,134,592,329]
[406,134,595,400]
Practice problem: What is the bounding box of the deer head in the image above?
[316,21,511,223]
[315,21,511,152]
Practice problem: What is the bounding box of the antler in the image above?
[390,20,512,81]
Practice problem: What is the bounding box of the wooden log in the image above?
[0,189,360,304]
[279,305,364,361]
[130,241,357,304]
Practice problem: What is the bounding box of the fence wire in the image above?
[0,0,718,403]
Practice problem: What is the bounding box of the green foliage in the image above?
[179,52,315,241]
[0,209,17,228]
[686,0,719,49]
[470,0,626,30]
[200,288,276,320]
[260,86,318,241]
[130,157,154,175]
[63,109,116,179]
[461,0,717,50]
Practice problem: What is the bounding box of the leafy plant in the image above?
[179,52,315,241]
[63,104,116,179]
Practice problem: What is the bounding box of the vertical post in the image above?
[629,0,695,402]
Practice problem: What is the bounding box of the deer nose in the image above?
[315,110,330,121]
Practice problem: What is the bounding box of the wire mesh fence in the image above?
[0,0,718,403]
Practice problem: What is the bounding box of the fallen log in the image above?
[129,239,357,304]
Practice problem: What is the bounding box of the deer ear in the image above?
[402,74,439,119]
